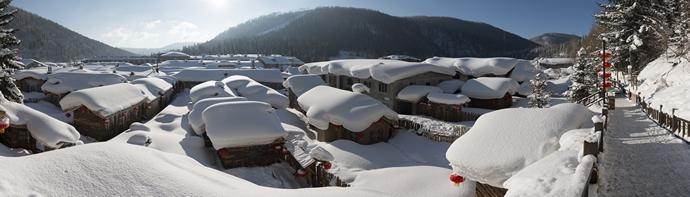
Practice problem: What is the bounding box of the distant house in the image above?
[395,85,443,115]
[282,74,326,109]
[297,86,398,145]
[173,69,284,89]
[131,78,174,119]
[203,101,287,169]
[379,55,422,62]
[59,83,147,141]
[257,55,304,70]
[41,72,127,105]
[159,51,191,61]
[299,59,456,113]
[538,58,575,69]
[461,77,519,110]
[13,69,48,92]
[395,85,473,121]
[19,59,48,69]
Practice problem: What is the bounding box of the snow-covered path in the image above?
[599,98,690,196]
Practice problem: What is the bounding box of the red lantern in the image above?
[603,62,612,68]
[449,174,464,186]
[604,82,613,88]
[217,148,231,158]
[321,161,332,170]
[295,169,309,177]
[0,116,9,134]
[598,72,611,78]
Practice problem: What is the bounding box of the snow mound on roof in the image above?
[203,101,287,149]
[283,74,326,97]
[188,97,248,135]
[350,166,476,197]
[510,60,539,82]
[223,76,289,109]
[299,59,455,84]
[13,69,47,80]
[131,78,173,102]
[427,92,470,105]
[60,83,147,117]
[41,72,127,94]
[396,85,443,103]
[636,52,690,119]
[437,79,465,94]
[504,152,596,197]
[445,103,592,187]
[189,81,236,103]
[424,57,519,77]
[0,142,380,196]
[173,69,283,83]
[461,77,519,99]
[155,75,178,85]
[109,130,214,166]
[298,86,398,132]
[0,93,81,148]
[351,83,370,93]
[160,51,190,57]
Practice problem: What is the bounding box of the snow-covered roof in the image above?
[510,60,539,82]
[59,83,147,117]
[424,57,520,77]
[131,78,173,102]
[283,74,326,97]
[539,58,575,65]
[203,101,287,149]
[298,59,455,84]
[396,85,443,103]
[426,92,470,105]
[0,142,380,196]
[41,72,128,95]
[160,51,191,57]
[445,103,593,187]
[460,77,520,99]
[155,75,178,85]
[13,69,47,80]
[297,86,398,132]
[258,55,304,65]
[173,69,283,83]
[188,97,248,135]
[0,93,81,148]
[189,81,237,103]
[437,79,465,94]
[222,76,289,109]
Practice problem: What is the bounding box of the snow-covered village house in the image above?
[13,69,48,92]
[0,92,81,153]
[298,59,456,113]
[59,83,147,141]
[173,69,284,90]
[283,74,326,109]
[40,72,127,105]
[203,101,288,169]
[297,86,398,145]
[130,78,174,119]
[257,55,305,70]
[461,77,519,110]
[395,84,474,122]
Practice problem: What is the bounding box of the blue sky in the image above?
[11,0,602,48]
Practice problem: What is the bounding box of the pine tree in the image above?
[528,73,551,108]
[0,0,22,103]
[664,0,690,60]
[568,48,598,101]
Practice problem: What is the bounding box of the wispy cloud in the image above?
[101,20,213,48]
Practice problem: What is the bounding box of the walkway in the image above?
[599,98,690,196]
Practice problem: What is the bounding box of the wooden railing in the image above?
[395,118,470,143]
[634,95,690,140]
[576,93,603,107]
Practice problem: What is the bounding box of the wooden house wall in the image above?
[216,138,285,169]
[0,125,39,152]
[467,93,513,110]
[43,92,67,106]
[16,78,46,92]
[73,101,145,141]
[313,119,394,145]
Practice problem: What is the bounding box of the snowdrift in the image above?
[636,53,690,119]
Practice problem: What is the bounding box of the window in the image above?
[378,83,388,93]
[347,78,353,86]
[426,82,431,86]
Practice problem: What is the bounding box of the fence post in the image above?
[593,116,604,152]
[583,140,598,184]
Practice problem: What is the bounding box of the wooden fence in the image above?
[634,95,690,140]
[576,93,604,107]
[395,118,470,143]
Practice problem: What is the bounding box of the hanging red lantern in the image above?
[449,173,464,186]
[598,72,611,78]
[604,82,613,88]
[217,148,231,158]
[0,114,9,134]
[603,62,612,68]
[320,161,332,170]
[295,169,309,177]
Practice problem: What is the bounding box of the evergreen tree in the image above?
[0,0,22,103]
[596,0,666,73]
[568,48,598,101]
[528,73,551,108]
[664,0,690,60]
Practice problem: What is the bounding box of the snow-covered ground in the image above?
[599,98,690,196]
